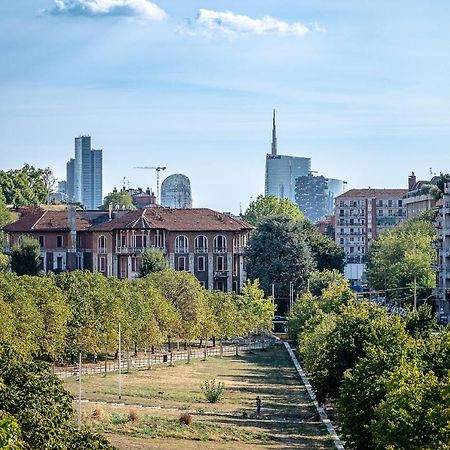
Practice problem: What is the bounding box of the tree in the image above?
[372,364,450,450]
[243,195,304,226]
[0,164,54,206]
[0,344,114,449]
[0,412,26,449]
[101,189,135,210]
[302,222,345,272]
[11,237,41,276]
[366,218,435,305]
[0,252,9,272]
[308,301,405,402]
[149,269,206,344]
[290,275,352,340]
[405,303,436,340]
[140,249,166,276]
[307,269,348,297]
[246,216,315,296]
[0,193,11,228]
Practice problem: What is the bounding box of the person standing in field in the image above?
[256,396,262,417]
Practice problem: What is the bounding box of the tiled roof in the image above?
[2,207,253,233]
[90,208,254,232]
[336,189,408,200]
[3,208,109,232]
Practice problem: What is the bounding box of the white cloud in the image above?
[47,0,166,21]
[182,9,319,37]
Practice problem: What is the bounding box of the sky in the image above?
[1,0,450,212]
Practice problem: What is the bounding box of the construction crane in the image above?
[133,166,166,203]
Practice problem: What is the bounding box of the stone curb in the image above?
[284,342,345,450]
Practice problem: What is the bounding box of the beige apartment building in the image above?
[334,189,408,282]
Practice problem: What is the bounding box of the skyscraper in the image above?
[66,136,103,209]
[264,110,311,202]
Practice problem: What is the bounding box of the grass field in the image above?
[64,344,334,449]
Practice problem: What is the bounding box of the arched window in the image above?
[213,235,227,253]
[98,235,106,253]
[175,235,188,253]
[195,235,208,253]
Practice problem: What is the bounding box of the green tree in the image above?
[372,364,450,450]
[0,345,114,449]
[11,237,41,276]
[101,189,135,210]
[246,216,315,296]
[17,275,71,360]
[405,303,436,340]
[243,195,304,226]
[366,218,435,306]
[309,301,404,402]
[140,249,166,276]
[302,222,345,272]
[0,252,9,272]
[0,193,12,228]
[307,269,348,297]
[150,269,206,344]
[0,412,26,450]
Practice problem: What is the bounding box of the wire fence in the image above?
[53,341,269,379]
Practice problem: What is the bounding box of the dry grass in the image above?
[66,345,334,449]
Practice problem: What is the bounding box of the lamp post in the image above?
[78,349,82,430]
[118,320,122,400]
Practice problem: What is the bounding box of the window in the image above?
[216,255,224,271]
[340,238,344,244]
[131,257,138,272]
[214,235,227,252]
[57,235,63,248]
[121,234,127,247]
[175,235,188,253]
[39,235,44,248]
[195,235,208,253]
[398,200,403,207]
[178,256,186,271]
[197,256,205,271]
[155,231,163,248]
[349,247,354,254]
[99,256,106,272]
[232,281,238,293]
[98,235,106,253]
[56,256,63,270]
[76,234,82,248]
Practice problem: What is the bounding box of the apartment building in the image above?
[403,172,439,219]
[2,206,252,293]
[433,183,450,324]
[334,189,407,282]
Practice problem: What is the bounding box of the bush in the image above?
[69,430,116,449]
[128,409,140,422]
[91,408,105,421]
[179,413,192,426]
[201,379,225,403]
[110,412,129,425]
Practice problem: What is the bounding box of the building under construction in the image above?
[160,174,193,209]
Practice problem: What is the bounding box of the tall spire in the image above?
[271,109,277,156]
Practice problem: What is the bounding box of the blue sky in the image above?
[1,0,450,212]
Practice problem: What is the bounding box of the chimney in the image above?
[66,202,77,271]
[408,171,416,191]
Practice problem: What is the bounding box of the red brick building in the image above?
[2,206,253,293]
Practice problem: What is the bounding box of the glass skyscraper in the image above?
[264,110,311,203]
[66,136,103,209]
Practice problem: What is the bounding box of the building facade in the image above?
[65,136,103,209]
[334,189,407,282]
[2,206,252,293]
[403,172,439,220]
[160,174,193,209]
[433,183,450,324]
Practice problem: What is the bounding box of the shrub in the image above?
[201,379,225,403]
[179,413,192,426]
[110,412,129,425]
[128,409,140,422]
[91,407,105,421]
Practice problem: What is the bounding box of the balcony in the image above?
[115,245,166,254]
[233,246,246,254]
[213,247,227,253]
[214,270,229,279]
[195,247,208,254]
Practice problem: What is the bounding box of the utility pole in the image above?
[289,282,294,315]
[78,350,82,430]
[271,284,275,318]
[118,320,122,400]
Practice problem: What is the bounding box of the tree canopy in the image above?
[243,195,304,226]
[11,236,41,276]
[246,216,315,297]
[101,189,135,210]
[366,218,435,306]
[140,249,167,276]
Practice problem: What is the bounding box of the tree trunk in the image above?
[151,345,155,354]
[212,336,216,347]
[134,342,138,357]
[168,339,172,351]
[199,338,203,348]
[187,345,191,364]
[184,341,187,350]
[104,346,108,375]
[220,340,223,357]
[147,343,151,369]
[203,337,207,360]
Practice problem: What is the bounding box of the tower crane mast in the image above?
[133,166,166,204]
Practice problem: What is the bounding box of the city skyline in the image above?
[2,1,450,212]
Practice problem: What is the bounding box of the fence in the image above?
[53,341,268,379]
